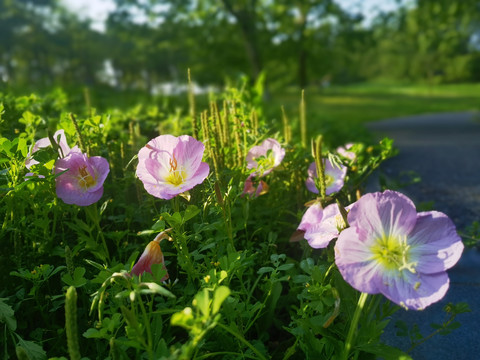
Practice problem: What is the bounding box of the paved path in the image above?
[366,112,480,360]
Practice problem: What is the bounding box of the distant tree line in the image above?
[1,0,480,92]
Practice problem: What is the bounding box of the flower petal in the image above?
[297,202,323,232]
[305,160,347,195]
[348,191,417,240]
[184,161,210,190]
[86,156,110,192]
[324,160,347,195]
[409,211,464,274]
[54,150,108,206]
[381,271,450,310]
[246,138,284,176]
[305,162,319,193]
[131,240,169,281]
[173,135,205,174]
[303,203,343,248]
[335,227,384,294]
[56,184,103,206]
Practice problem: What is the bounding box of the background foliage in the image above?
[1,0,480,94]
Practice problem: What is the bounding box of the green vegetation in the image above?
[0,0,478,357]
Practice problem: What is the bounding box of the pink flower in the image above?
[136,135,209,200]
[54,148,110,206]
[335,190,464,310]
[131,233,169,281]
[306,159,347,195]
[241,175,269,198]
[246,138,285,177]
[336,143,355,161]
[25,130,72,169]
[297,202,353,248]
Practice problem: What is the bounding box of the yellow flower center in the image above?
[255,152,276,175]
[370,234,416,273]
[165,155,186,186]
[78,166,95,190]
[334,214,346,232]
[325,174,334,187]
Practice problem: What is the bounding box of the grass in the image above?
[267,82,480,146]
[274,82,480,123]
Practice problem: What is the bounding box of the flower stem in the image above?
[313,135,326,200]
[342,292,369,360]
[171,196,195,282]
[216,323,267,360]
[137,294,154,360]
[85,204,111,264]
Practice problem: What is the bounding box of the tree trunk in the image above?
[221,0,263,84]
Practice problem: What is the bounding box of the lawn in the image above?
[267,82,480,146]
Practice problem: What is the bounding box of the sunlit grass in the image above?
[266,82,480,146]
[273,82,480,123]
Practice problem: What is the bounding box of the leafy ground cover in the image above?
[0,81,472,359]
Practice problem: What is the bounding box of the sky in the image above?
[60,0,403,32]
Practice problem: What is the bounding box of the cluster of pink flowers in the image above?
[297,142,463,310]
[298,190,463,310]
[31,128,464,311]
[27,129,110,206]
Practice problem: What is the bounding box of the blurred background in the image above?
[2,0,480,95]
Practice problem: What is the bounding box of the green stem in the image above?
[342,292,369,360]
[171,196,195,282]
[407,313,457,353]
[313,135,326,200]
[137,293,154,360]
[86,204,111,263]
[173,196,180,213]
[216,323,267,360]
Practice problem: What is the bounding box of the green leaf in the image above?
[82,328,102,338]
[212,286,230,315]
[0,298,17,331]
[257,267,274,274]
[161,212,182,228]
[194,288,210,318]
[139,282,175,298]
[31,146,57,164]
[17,136,28,158]
[151,219,165,231]
[15,334,47,360]
[278,263,294,271]
[0,138,14,157]
[171,307,195,330]
[150,263,169,283]
[61,267,87,288]
[183,205,200,222]
[358,342,412,360]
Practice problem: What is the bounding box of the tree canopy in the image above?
[1,0,479,92]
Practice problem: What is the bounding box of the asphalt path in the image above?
[366,112,480,360]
